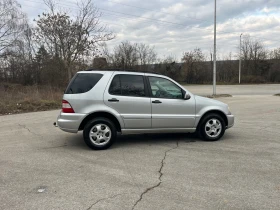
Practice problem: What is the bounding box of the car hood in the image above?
[194,95,227,106]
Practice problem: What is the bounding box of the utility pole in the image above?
[239,33,242,84]
[213,0,217,95]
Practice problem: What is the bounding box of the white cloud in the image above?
[18,0,280,60]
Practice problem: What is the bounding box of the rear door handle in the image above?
[108,98,119,102]
[152,100,162,104]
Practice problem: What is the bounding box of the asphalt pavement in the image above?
[0,85,280,210]
[184,84,280,96]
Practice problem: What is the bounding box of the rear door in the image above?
[147,76,196,128]
[104,72,151,129]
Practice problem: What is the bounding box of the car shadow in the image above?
[112,133,198,149]
[62,131,234,150]
[61,132,198,150]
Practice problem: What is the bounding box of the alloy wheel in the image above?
[205,118,222,138]
[89,124,111,145]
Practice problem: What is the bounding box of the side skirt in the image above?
[121,128,196,135]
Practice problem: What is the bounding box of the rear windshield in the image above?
[65,73,103,94]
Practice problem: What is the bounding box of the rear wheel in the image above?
[83,117,116,150]
[198,113,225,141]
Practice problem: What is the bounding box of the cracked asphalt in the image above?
[1,85,280,210]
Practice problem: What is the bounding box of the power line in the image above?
[105,0,207,22]
[100,8,189,27]
[20,1,185,29]
[19,0,280,43]
[23,0,202,28]
[60,0,280,37]
[63,0,211,23]
[21,0,280,39]
[21,0,222,41]
[23,0,224,33]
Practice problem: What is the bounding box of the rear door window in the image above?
[109,74,146,97]
[121,75,145,97]
[109,75,121,95]
[65,73,103,94]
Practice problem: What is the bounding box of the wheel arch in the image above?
[79,111,122,132]
[197,110,228,128]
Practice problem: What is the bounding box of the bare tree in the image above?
[0,0,26,53]
[267,47,280,82]
[105,41,157,71]
[151,55,180,80]
[98,42,110,58]
[110,41,138,69]
[217,52,238,83]
[0,4,34,85]
[181,48,206,83]
[33,0,114,81]
[136,43,157,68]
[269,48,280,60]
[241,35,269,80]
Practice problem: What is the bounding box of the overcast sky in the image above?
[18,0,280,60]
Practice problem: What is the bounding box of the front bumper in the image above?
[226,114,234,129]
[56,112,86,133]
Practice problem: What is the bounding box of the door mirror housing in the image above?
[183,92,191,100]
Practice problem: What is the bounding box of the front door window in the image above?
[148,77,183,99]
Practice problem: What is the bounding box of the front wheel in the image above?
[198,114,225,141]
[83,118,116,150]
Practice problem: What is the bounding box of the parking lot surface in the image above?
[184,84,280,96]
[0,85,280,210]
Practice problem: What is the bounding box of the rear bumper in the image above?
[226,114,234,129]
[56,112,86,133]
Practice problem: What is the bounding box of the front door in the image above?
[147,76,196,128]
[104,73,151,129]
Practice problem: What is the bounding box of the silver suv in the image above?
[56,70,234,150]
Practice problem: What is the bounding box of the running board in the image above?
[121,128,196,135]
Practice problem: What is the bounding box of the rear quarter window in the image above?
[65,73,103,94]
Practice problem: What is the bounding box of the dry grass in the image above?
[0,83,63,115]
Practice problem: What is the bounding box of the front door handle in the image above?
[108,98,119,102]
[152,100,162,104]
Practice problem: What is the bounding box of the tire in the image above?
[83,117,117,150]
[197,113,225,141]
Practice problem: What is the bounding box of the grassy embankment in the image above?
[0,83,63,115]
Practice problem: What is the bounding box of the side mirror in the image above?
[184,92,191,100]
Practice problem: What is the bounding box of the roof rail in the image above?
[84,68,99,71]
[82,68,161,75]
[83,68,131,71]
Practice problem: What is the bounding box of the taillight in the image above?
[62,100,75,113]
